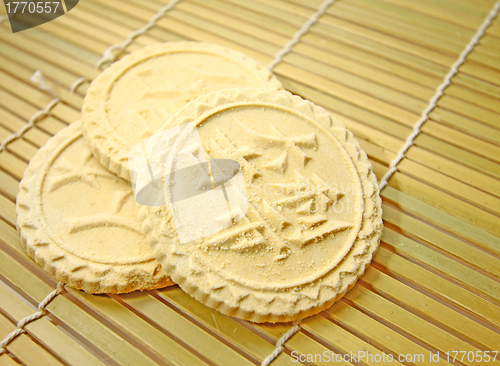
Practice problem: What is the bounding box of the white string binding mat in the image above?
[70,76,89,93]
[261,321,301,366]
[0,282,65,355]
[267,0,335,71]
[378,0,500,191]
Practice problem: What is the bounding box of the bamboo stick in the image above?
[373,247,500,328]
[382,186,500,254]
[344,286,498,366]
[324,301,452,366]
[119,292,257,365]
[416,133,500,180]
[301,315,405,366]
[383,228,500,304]
[382,166,500,237]
[361,267,500,351]
[383,204,500,273]
[0,353,19,366]
[0,170,19,201]
[0,88,68,136]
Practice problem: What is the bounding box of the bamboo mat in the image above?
[0,0,499,365]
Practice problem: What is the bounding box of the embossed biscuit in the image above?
[82,41,283,181]
[139,88,383,323]
[16,121,174,294]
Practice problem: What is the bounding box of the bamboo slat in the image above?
[0,126,37,161]
[0,0,499,364]
[323,301,451,366]
[0,68,81,114]
[420,121,500,164]
[382,204,500,276]
[120,293,257,365]
[416,134,500,180]
[405,141,500,188]
[343,286,500,366]
[0,354,19,366]
[384,229,500,304]
[0,107,52,148]
[0,81,78,124]
[338,0,474,41]
[360,267,500,351]
[0,151,28,181]
[155,287,291,363]
[430,109,500,146]
[0,37,90,89]
[397,158,500,216]
[382,186,500,253]
[373,247,500,328]
[380,166,500,237]
[0,171,18,202]
[374,0,489,29]
[301,316,404,366]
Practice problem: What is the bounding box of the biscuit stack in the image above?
[16,42,382,323]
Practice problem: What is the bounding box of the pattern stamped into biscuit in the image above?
[139,88,383,323]
[82,41,283,181]
[16,121,173,294]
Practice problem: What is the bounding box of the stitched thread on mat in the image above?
[70,77,89,93]
[261,321,301,366]
[0,283,65,355]
[267,0,335,71]
[378,0,500,191]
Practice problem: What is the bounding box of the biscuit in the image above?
[138,88,382,322]
[82,42,283,181]
[16,121,174,294]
